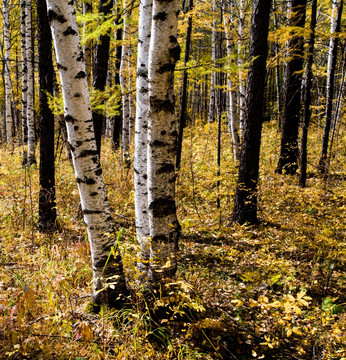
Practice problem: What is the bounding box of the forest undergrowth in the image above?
[0,121,345,359]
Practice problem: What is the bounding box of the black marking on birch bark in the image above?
[91,156,99,164]
[153,12,167,21]
[158,63,175,74]
[57,63,68,71]
[143,174,148,180]
[150,139,167,147]
[68,143,75,152]
[77,149,99,158]
[47,10,67,24]
[95,168,102,176]
[74,126,79,130]
[170,130,178,137]
[63,26,77,36]
[77,51,84,62]
[68,0,74,5]
[76,141,82,147]
[83,209,103,215]
[137,67,148,78]
[75,71,86,79]
[90,192,98,196]
[140,88,148,94]
[76,178,96,185]
[169,43,181,63]
[65,114,76,123]
[149,198,176,217]
[74,93,81,98]
[161,130,166,135]
[156,163,174,174]
[150,98,175,114]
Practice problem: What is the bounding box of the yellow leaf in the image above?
[292,327,303,336]
[287,328,292,337]
[297,290,306,300]
[293,305,302,315]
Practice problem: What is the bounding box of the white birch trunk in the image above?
[237,0,246,132]
[120,3,130,162]
[26,0,36,164]
[21,0,28,148]
[46,0,128,306]
[147,0,181,281]
[2,0,13,145]
[223,5,240,164]
[134,0,152,279]
[128,44,135,145]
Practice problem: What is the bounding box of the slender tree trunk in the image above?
[276,0,307,175]
[2,0,13,146]
[46,0,128,307]
[317,0,343,173]
[83,0,93,86]
[127,44,135,146]
[120,2,130,163]
[21,0,28,155]
[134,0,152,280]
[237,0,246,132]
[92,0,114,157]
[147,0,181,281]
[26,0,36,165]
[37,0,56,231]
[232,0,271,224]
[208,0,217,123]
[273,9,282,131]
[176,0,193,170]
[223,1,240,164]
[299,0,317,187]
[112,23,123,150]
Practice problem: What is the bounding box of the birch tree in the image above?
[46,0,128,306]
[208,0,217,124]
[26,0,36,165]
[317,0,344,173]
[120,1,130,163]
[146,0,181,280]
[223,0,240,163]
[21,0,28,152]
[134,0,152,279]
[2,0,13,145]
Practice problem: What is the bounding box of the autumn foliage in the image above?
[0,120,345,359]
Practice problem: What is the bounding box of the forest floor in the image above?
[0,122,345,360]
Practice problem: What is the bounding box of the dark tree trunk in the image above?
[37,0,56,231]
[112,24,123,150]
[299,0,317,187]
[317,0,343,173]
[232,0,271,225]
[176,0,193,170]
[276,0,307,175]
[92,0,114,156]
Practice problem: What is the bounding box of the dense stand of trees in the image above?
[0,0,345,305]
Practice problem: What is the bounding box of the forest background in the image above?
[0,0,345,359]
